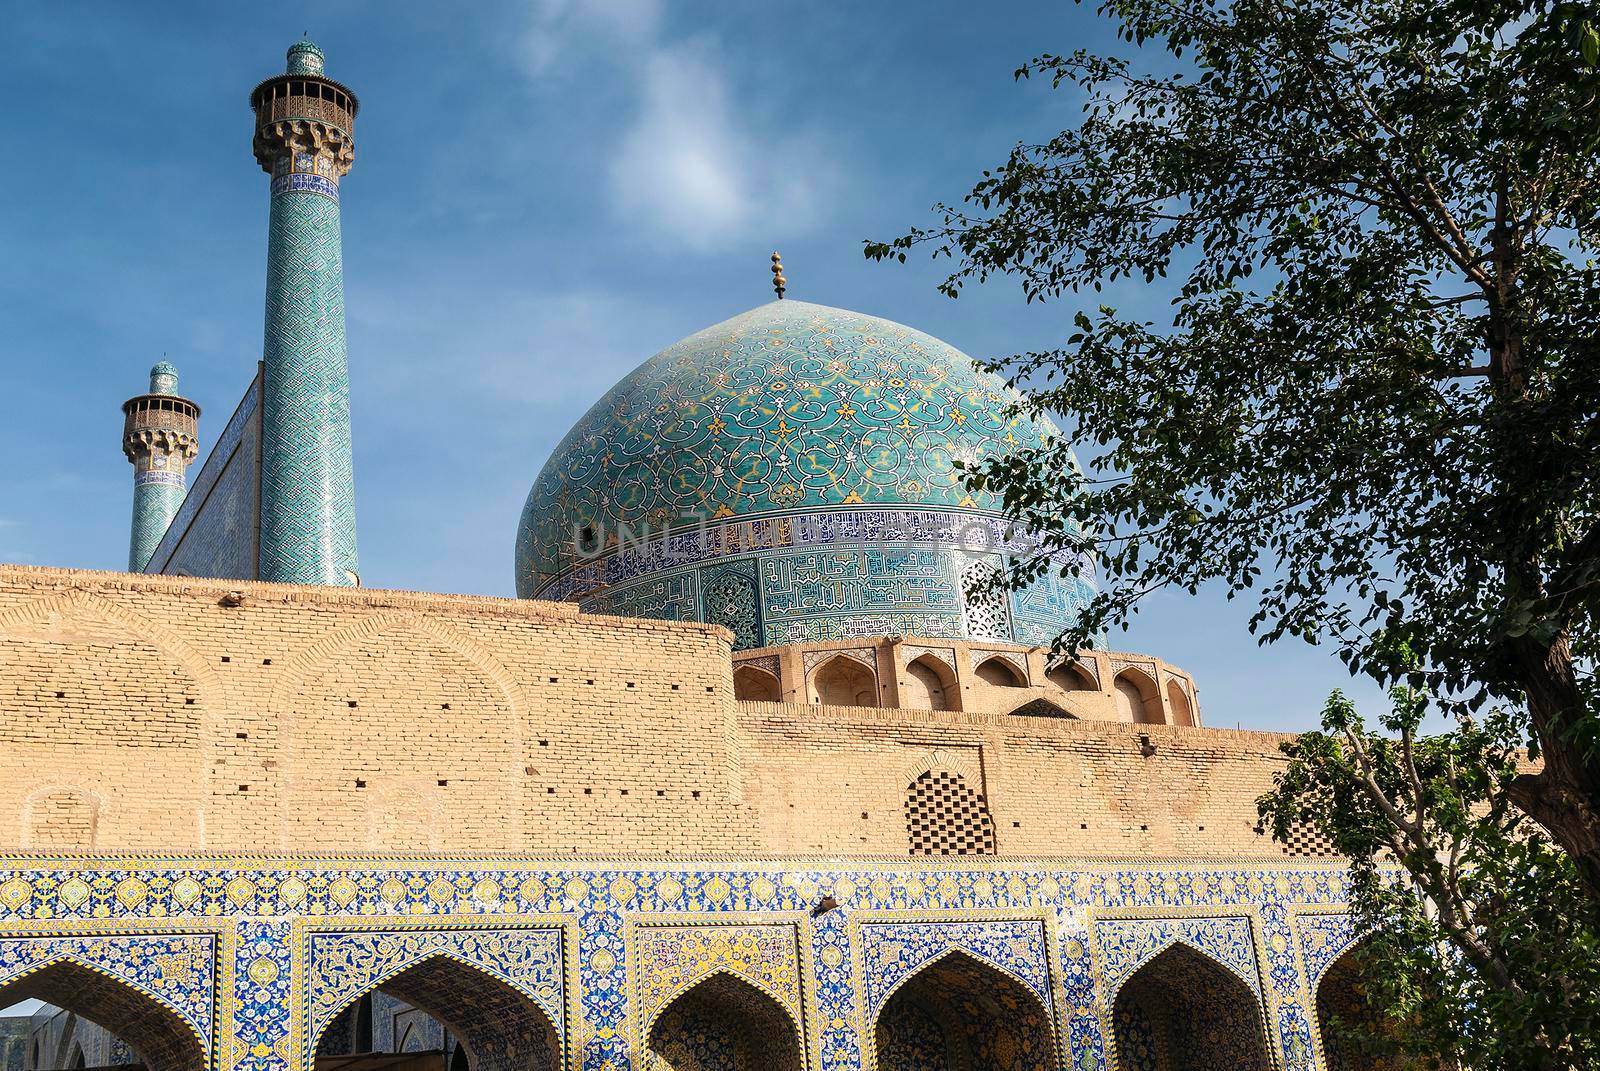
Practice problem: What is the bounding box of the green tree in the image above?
[1260,686,1600,1069]
[868,0,1600,895]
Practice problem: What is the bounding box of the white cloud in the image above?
[607,42,829,250]
[514,5,837,251]
[520,0,663,76]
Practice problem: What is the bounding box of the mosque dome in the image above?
[515,298,1096,649]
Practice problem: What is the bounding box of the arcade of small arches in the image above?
[731,638,1198,726]
[0,930,1400,1071]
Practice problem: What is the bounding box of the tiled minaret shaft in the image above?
[122,362,199,571]
[250,41,360,585]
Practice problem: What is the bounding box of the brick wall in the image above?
[0,566,1298,859]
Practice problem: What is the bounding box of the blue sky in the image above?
[0,0,1389,733]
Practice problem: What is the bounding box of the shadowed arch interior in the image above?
[874,949,1056,1071]
[1112,942,1270,1071]
[0,961,205,1071]
[731,665,780,702]
[810,655,878,707]
[974,657,1026,687]
[1113,670,1162,724]
[645,970,802,1071]
[1317,943,1414,1071]
[1166,680,1194,726]
[902,655,957,711]
[313,955,559,1071]
[1046,662,1096,691]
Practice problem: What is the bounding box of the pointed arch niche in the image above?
[1111,942,1270,1071]
[732,664,780,702]
[901,655,958,711]
[874,949,1057,1071]
[0,960,205,1071]
[644,970,803,1071]
[1113,669,1163,724]
[809,654,879,707]
[311,953,561,1071]
[1317,942,1411,1071]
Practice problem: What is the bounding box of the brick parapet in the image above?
[0,566,1299,863]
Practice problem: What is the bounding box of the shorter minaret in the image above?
[122,362,200,571]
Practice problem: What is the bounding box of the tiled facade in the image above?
[0,857,1362,1071]
[147,371,263,581]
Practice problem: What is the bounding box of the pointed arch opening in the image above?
[974,657,1026,688]
[732,665,780,702]
[809,655,879,707]
[1166,680,1194,727]
[645,970,803,1071]
[875,949,1057,1071]
[1112,942,1270,1071]
[1112,670,1162,724]
[312,954,560,1071]
[902,656,958,711]
[1046,662,1096,692]
[0,960,205,1071]
[1317,943,1413,1071]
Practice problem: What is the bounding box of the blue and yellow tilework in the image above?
[0,857,1366,1071]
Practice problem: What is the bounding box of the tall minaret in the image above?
[249,40,360,585]
[122,362,199,572]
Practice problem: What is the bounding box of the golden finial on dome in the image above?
[771,252,787,300]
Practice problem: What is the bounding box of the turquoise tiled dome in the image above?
[515,299,1095,648]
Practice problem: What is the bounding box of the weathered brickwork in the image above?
[0,566,1291,860]
[0,566,742,856]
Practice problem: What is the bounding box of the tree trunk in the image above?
[1506,633,1600,901]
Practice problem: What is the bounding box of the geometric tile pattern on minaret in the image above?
[251,40,360,585]
[121,361,199,571]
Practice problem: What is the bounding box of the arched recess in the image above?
[0,960,205,1071]
[1046,662,1096,691]
[270,615,528,850]
[644,970,803,1071]
[809,655,879,707]
[875,949,1057,1071]
[1316,943,1410,1071]
[1112,669,1162,724]
[1111,942,1270,1071]
[732,665,780,702]
[1166,680,1194,727]
[901,656,957,711]
[312,954,560,1071]
[0,591,220,850]
[974,657,1026,688]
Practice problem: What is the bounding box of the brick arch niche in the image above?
[1112,942,1270,1071]
[731,665,780,702]
[1113,669,1163,724]
[313,954,560,1071]
[874,949,1057,1071]
[809,654,878,707]
[0,961,205,1071]
[644,970,803,1071]
[901,655,957,711]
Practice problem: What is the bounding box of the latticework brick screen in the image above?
[904,770,997,856]
[1256,819,1338,857]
